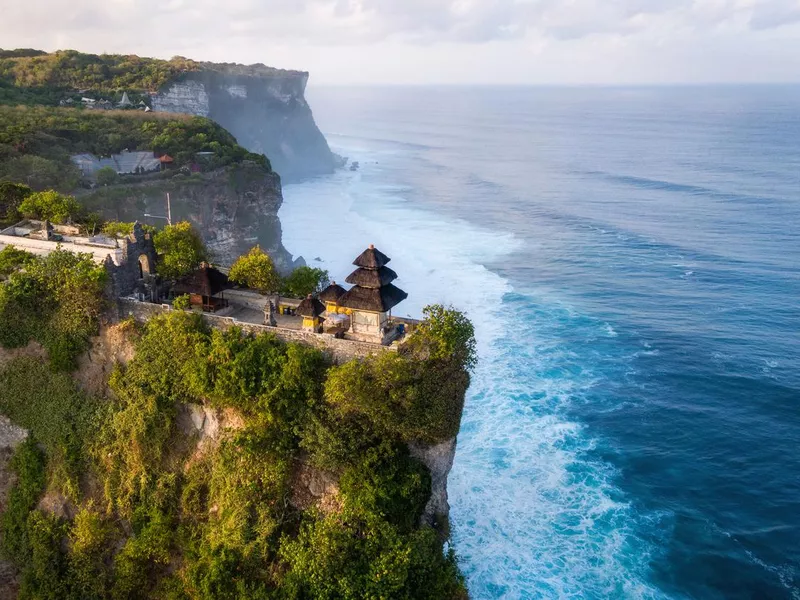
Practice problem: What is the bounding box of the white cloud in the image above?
[1,0,799,83]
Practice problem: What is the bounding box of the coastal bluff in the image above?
[152,63,337,182]
[116,297,459,528]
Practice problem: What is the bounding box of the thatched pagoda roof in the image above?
[352,244,391,269]
[339,283,408,313]
[319,282,347,303]
[345,266,398,289]
[172,264,229,297]
[297,295,326,318]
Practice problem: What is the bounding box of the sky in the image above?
[2,0,800,84]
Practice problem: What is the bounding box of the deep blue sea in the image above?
[280,86,800,600]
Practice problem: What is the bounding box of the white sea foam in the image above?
[281,146,663,599]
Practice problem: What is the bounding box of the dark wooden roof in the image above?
[352,245,391,269]
[319,282,347,303]
[172,264,229,297]
[339,283,408,313]
[345,266,397,288]
[297,295,326,318]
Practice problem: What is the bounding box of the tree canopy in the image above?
[0,247,108,370]
[281,266,329,298]
[0,50,201,105]
[153,221,208,280]
[0,245,35,278]
[228,246,281,294]
[18,190,81,224]
[95,166,118,187]
[0,105,269,194]
[0,181,31,225]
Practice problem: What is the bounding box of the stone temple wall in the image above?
[116,298,393,364]
[107,224,159,299]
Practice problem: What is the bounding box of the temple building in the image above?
[319,281,347,313]
[339,244,408,343]
[297,294,326,333]
[172,263,230,312]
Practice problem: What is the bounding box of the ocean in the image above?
[279,86,800,600]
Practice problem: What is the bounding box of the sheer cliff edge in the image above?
[0,50,339,183]
[152,63,337,182]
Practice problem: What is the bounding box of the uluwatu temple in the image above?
[0,215,417,346]
[168,244,413,346]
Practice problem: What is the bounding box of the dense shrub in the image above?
[407,304,477,371]
[0,358,100,497]
[67,505,114,600]
[0,439,46,562]
[281,508,466,600]
[0,299,473,599]
[102,220,156,239]
[0,245,35,277]
[95,166,118,187]
[112,505,175,599]
[281,266,329,298]
[0,247,108,370]
[0,105,269,192]
[339,443,431,533]
[0,181,31,224]
[172,294,191,310]
[228,246,281,294]
[153,221,208,279]
[0,50,200,97]
[94,312,209,516]
[324,349,469,445]
[18,510,69,600]
[18,189,81,223]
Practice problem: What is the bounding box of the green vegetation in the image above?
[228,247,330,298]
[101,220,156,239]
[281,265,330,298]
[18,189,81,224]
[409,304,478,371]
[95,166,118,187]
[0,245,36,278]
[0,105,269,193]
[0,185,103,231]
[0,246,473,598]
[0,247,107,370]
[0,359,100,498]
[0,50,200,105]
[228,245,281,294]
[0,439,46,562]
[153,221,208,279]
[172,294,191,310]
[0,181,32,225]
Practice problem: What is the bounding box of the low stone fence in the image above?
[117,298,394,364]
[0,233,121,265]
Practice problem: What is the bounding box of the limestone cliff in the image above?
[152,64,336,182]
[410,438,458,527]
[79,164,298,270]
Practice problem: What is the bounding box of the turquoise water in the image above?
[280,86,800,599]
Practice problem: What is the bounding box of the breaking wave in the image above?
[280,154,663,599]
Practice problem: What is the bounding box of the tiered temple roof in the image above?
[297,294,326,318]
[172,264,229,298]
[339,245,408,313]
[319,281,347,304]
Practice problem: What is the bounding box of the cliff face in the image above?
[410,438,458,527]
[152,65,336,182]
[80,165,298,270]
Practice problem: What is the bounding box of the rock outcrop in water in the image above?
[152,63,337,182]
